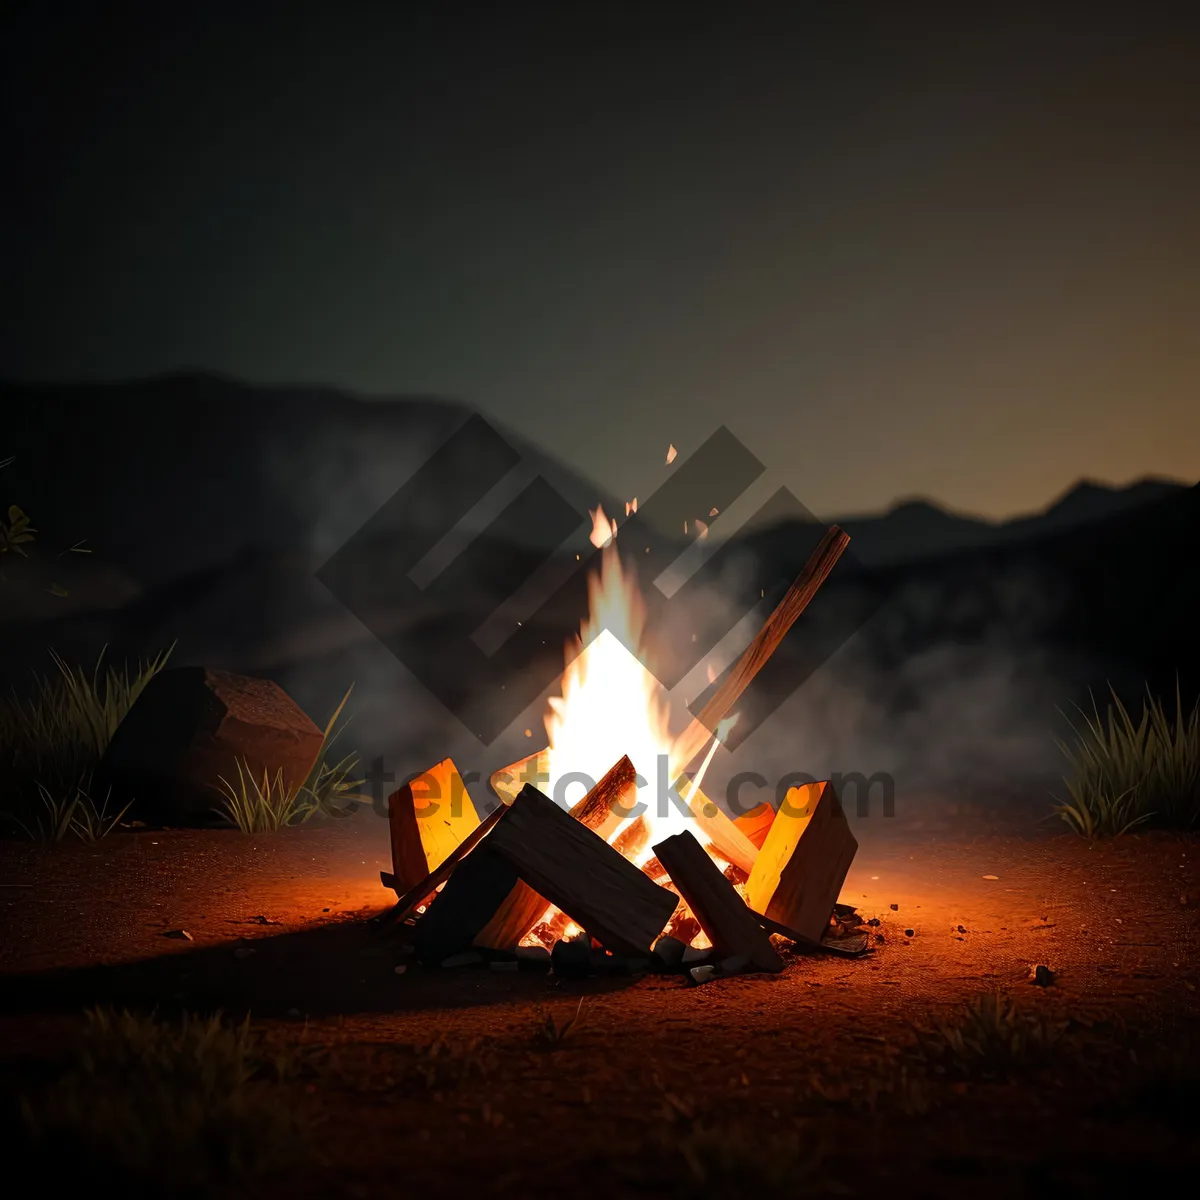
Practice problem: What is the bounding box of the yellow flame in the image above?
[589,504,617,548]
[543,541,712,865]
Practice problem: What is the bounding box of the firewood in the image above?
[744,780,858,944]
[733,801,776,849]
[413,846,521,964]
[652,831,783,973]
[484,784,679,957]
[685,785,759,877]
[386,802,506,924]
[473,757,638,951]
[387,758,483,894]
[671,526,849,777]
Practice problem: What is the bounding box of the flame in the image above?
[543,539,713,867]
[589,505,617,548]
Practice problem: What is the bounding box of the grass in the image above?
[1053,682,1200,836]
[0,645,173,840]
[912,991,1069,1082]
[215,685,366,833]
[532,997,586,1048]
[16,1007,309,1197]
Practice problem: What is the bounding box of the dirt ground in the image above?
[2,798,1198,1198]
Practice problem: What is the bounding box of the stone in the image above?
[97,666,323,825]
[652,935,686,968]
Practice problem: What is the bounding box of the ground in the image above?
[1,797,1198,1198]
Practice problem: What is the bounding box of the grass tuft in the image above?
[1053,682,1200,836]
[532,997,586,1049]
[0,646,172,839]
[913,991,1068,1081]
[214,687,367,833]
[17,1007,308,1197]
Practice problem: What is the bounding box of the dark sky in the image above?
[3,3,1198,519]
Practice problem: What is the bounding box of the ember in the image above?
[379,521,863,982]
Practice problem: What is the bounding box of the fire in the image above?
[544,516,715,867]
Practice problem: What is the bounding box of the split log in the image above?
[733,801,776,850]
[666,526,851,874]
[744,780,858,943]
[685,785,759,877]
[484,784,679,956]
[386,802,506,925]
[413,847,521,964]
[652,831,782,973]
[489,747,549,806]
[473,757,638,951]
[387,758,483,895]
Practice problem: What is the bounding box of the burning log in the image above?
[669,525,851,872]
[733,801,776,850]
[386,758,483,895]
[652,831,782,973]
[473,756,638,951]
[484,784,680,956]
[744,780,858,944]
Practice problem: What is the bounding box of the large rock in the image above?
[98,667,323,825]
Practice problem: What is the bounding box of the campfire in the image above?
[379,515,868,981]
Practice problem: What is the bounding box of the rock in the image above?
[956,924,966,933]
[682,945,713,965]
[982,875,999,881]
[717,955,749,977]
[904,928,915,937]
[652,935,686,968]
[889,903,899,911]
[551,936,591,979]
[97,666,323,825]
[867,917,881,927]
[515,945,551,973]
[1030,963,1057,987]
[875,933,885,943]
[689,964,718,985]
[163,929,193,941]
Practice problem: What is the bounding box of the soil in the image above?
[2,799,1198,1198]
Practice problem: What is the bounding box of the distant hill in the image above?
[834,477,1189,566]
[2,374,1195,789]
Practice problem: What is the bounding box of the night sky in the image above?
[3,3,1198,519]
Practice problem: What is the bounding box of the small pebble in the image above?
[904,928,915,938]
[982,875,999,881]
[889,903,899,911]
[394,964,407,976]
[164,929,192,941]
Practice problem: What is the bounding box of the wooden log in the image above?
[652,831,782,973]
[733,801,776,850]
[669,525,851,780]
[387,758,483,894]
[484,784,679,956]
[685,785,759,877]
[744,780,858,943]
[387,802,507,924]
[488,747,549,806]
[413,846,521,964]
[474,757,638,951]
